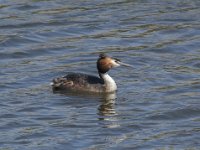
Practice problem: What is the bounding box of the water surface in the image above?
[0,0,200,149]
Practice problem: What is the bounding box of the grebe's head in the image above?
[97,54,132,73]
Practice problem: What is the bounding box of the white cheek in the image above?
[111,60,120,67]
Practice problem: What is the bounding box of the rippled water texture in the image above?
[0,0,200,149]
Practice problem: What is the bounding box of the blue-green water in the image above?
[0,0,200,149]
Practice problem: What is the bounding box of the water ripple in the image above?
[0,0,199,149]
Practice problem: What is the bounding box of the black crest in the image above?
[99,53,107,58]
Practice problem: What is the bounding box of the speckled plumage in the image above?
[52,73,105,92]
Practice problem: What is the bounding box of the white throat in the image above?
[100,73,117,92]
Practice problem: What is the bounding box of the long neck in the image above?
[99,72,117,92]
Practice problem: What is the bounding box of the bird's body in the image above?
[51,54,131,93]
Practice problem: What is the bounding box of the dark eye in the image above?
[115,59,120,63]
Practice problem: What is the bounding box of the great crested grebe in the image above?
[51,54,132,93]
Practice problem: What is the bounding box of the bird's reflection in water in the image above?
[98,92,120,128]
[53,89,119,127]
[98,92,117,116]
